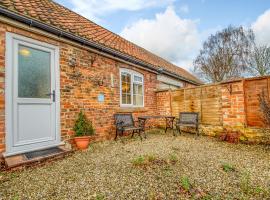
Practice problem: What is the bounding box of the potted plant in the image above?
[73,111,95,150]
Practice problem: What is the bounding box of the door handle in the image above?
[46,90,55,102]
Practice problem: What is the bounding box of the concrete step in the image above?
[4,146,73,170]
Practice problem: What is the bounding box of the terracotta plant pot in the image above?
[74,136,90,150]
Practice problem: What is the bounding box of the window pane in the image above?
[121,73,131,93]
[122,82,127,93]
[133,83,143,95]
[126,74,131,82]
[18,45,51,98]
[126,82,131,93]
[134,75,142,82]
[121,72,131,105]
[126,94,131,104]
[121,74,126,82]
[122,94,126,104]
[133,95,143,106]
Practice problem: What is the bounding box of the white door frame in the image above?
[5,32,61,156]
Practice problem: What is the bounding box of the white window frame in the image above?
[120,68,144,107]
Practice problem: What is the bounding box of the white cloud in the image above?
[252,9,270,46]
[179,4,189,14]
[70,0,174,22]
[120,6,201,70]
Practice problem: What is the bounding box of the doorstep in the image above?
[4,146,73,170]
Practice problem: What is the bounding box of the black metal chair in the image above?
[114,113,146,140]
[175,112,199,136]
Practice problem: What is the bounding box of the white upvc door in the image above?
[5,33,60,156]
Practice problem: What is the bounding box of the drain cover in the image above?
[24,147,63,160]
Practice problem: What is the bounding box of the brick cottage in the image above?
[0,0,201,159]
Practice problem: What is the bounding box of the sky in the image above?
[54,0,270,72]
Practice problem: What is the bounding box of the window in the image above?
[120,69,144,107]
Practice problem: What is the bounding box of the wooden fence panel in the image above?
[171,90,184,117]
[245,78,268,127]
[201,85,222,125]
[163,76,270,128]
[183,87,201,113]
[170,85,222,125]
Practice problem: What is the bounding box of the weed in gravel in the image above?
[199,195,212,200]
[131,154,169,169]
[179,177,212,199]
[239,171,269,197]
[169,154,178,164]
[221,162,235,172]
[95,194,105,200]
[146,154,157,162]
[240,171,252,194]
[162,165,173,176]
[12,194,19,200]
[131,155,145,166]
[180,176,191,191]
[171,146,180,151]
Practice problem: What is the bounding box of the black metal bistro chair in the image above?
[114,113,146,140]
[175,112,199,136]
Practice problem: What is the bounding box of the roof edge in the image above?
[0,6,201,85]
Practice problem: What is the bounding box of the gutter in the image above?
[0,7,200,85]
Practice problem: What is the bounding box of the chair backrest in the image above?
[114,113,134,127]
[179,112,198,124]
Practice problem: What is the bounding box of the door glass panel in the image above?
[18,45,51,98]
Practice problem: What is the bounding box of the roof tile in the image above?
[0,0,201,84]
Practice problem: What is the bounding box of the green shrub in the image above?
[73,111,95,137]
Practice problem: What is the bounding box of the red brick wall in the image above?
[156,90,171,116]
[0,22,170,154]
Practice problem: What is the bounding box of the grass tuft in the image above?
[221,162,235,172]
[180,176,191,191]
[169,154,178,164]
[131,155,146,166]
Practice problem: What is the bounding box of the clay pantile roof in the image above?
[0,0,202,84]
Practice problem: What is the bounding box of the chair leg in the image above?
[143,130,147,139]
[173,126,177,136]
[178,126,181,135]
[138,130,143,141]
[131,130,134,138]
[165,127,168,133]
[114,129,118,140]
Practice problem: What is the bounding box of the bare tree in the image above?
[193,26,254,83]
[248,45,270,76]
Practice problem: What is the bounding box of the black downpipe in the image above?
[0,6,199,85]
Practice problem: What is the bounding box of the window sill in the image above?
[117,107,148,113]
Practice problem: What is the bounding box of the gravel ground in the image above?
[0,130,270,200]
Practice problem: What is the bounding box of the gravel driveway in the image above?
[1,130,270,200]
